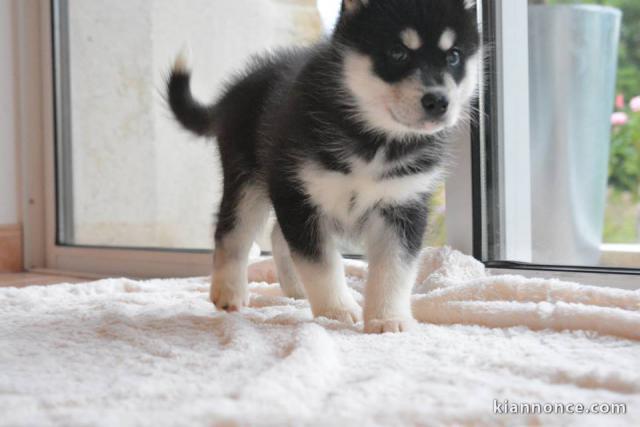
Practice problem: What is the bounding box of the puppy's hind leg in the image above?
[271,222,306,299]
[211,184,269,311]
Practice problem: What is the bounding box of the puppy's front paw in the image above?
[315,300,362,325]
[364,317,416,334]
[210,283,248,312]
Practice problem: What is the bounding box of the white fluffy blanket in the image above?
[1,248,639,426]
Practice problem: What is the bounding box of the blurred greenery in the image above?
[610,112,640,199]
[426,185,447,246]
[603,189,639,242]
[607,110,640,243]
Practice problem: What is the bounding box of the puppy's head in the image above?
[335,0,481,138]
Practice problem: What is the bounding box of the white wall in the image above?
[0,0,338,243]
[0,0,20,226]
[65,0,325,249]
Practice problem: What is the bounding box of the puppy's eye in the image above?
[387,45,410,63]
[446,49,462,67]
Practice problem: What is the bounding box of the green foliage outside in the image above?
[426,185,447,246]
[610,111,640,199]
[537,0,640,243]
[607,108,640,242]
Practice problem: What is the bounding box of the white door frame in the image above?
[446,0,533,262]
[493,0,533,263]
[18,0,213,278]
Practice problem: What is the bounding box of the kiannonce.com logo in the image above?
[493,400,627,415]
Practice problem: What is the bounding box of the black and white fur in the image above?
[168,0,480,333]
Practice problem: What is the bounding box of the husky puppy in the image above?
[168,0,480,333]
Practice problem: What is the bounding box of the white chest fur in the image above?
[299,152,442,228]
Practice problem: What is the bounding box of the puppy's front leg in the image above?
[273,191,361,324]
[291,242,362,324]
[364,202,428,333]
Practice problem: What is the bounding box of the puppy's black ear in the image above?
[342,0,369,16]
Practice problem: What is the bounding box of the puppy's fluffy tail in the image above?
[167,47,217,136]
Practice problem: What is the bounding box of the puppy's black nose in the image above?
[421,93,449,118]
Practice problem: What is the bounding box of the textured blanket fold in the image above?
[248,247,640,340]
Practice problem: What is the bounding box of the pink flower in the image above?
[616,94,625,109]
[630,96,640,113]
[611,112,629,126]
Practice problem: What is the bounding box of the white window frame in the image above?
[493,0,533,262]
[446,0,533,262]
[18,1,212,278]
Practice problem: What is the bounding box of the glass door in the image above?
[477,0,640,278]
[51,0,451,268]
[52,0,334,252]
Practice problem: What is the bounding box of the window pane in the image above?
[484,0,640,269]
[55,0,448,253]
[55,0,329,250]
